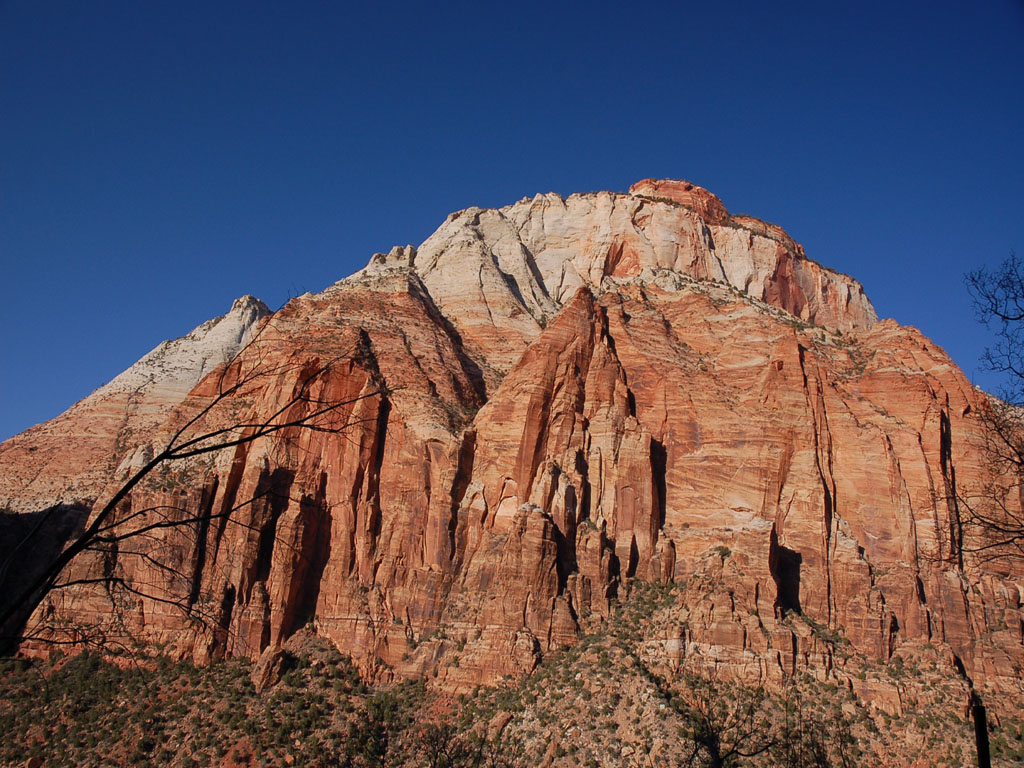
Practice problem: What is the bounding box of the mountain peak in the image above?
[628,178,730,223]
[230,294,271,314]
[408,180,876,380]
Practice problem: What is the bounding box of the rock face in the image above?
[408,181,876,385]
[4,181,1022,724]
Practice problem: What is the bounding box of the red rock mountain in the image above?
[2,180,1021,721]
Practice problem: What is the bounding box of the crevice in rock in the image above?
[493,261,531,315]
[552,524,573,596]
[448,430,476,564]
[971,691,992,768]
[650,438,667,529]
[187,476,219,611]
[602,241,625,279]
[952,644,995,768]
[519,391,554,504]
[485,210,553,307]
[259,607,271,653]
[290,472,331,637]
[346,463,362,578]
[769,524,802,617]
[796,343,837,621]
[575,449,591,522]
[626,535,640,579]
[212,584,236,659]
[519,243,554,304]
[543,463,561,519]
[211,442,249,562]
[368,395,391,544]
[253,468,294,590]
[544,470,579,597]
[701,222,716,252]
[100,519,119,583]
[887,613,900,658]
[606,546,621,600]
[564,484,577,525]
[939,407,964,570]
[598,306,618,355]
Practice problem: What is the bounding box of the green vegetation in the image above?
[0,636,527,768]
[2,579,1019,767]
[0,642,422,768]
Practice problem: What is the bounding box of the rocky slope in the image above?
[3,180,1022,761]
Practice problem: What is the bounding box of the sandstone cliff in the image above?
[4,181,1021,737]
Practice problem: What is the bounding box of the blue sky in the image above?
[2,0,1023,441]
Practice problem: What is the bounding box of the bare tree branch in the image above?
[961,252,1024,565]
[0,321,392,657]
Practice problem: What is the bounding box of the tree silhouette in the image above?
[962,252,1024,564]
[0,320,388,657]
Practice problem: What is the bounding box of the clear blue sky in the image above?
[2,0,1022,441]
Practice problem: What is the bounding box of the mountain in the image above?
[2,179,1021,764]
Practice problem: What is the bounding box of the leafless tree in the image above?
[772,680,857,768]
[0,320,389,657]
[961,252,1024,564]
[672,670,777,768]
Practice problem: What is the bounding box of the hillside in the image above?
[1,179,1021,767]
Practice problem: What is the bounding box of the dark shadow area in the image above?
[551,523,574,596]
[971,692,991,768]
[368,395,391,542]
[575,449,591,522]
[606,547,621,600]
[769,525,802,616]
[187,476,220,611]
[253,468,296,586]
[650,439,667,529]
[939,409,964,569]
[448,430,476,568]
[952,652,992,768]
[626,535,640,579]
[292,472,332,635]
[211,584,236,658]
[0,504,89,649]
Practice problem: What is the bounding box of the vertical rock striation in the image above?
[4,180,1021,721]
